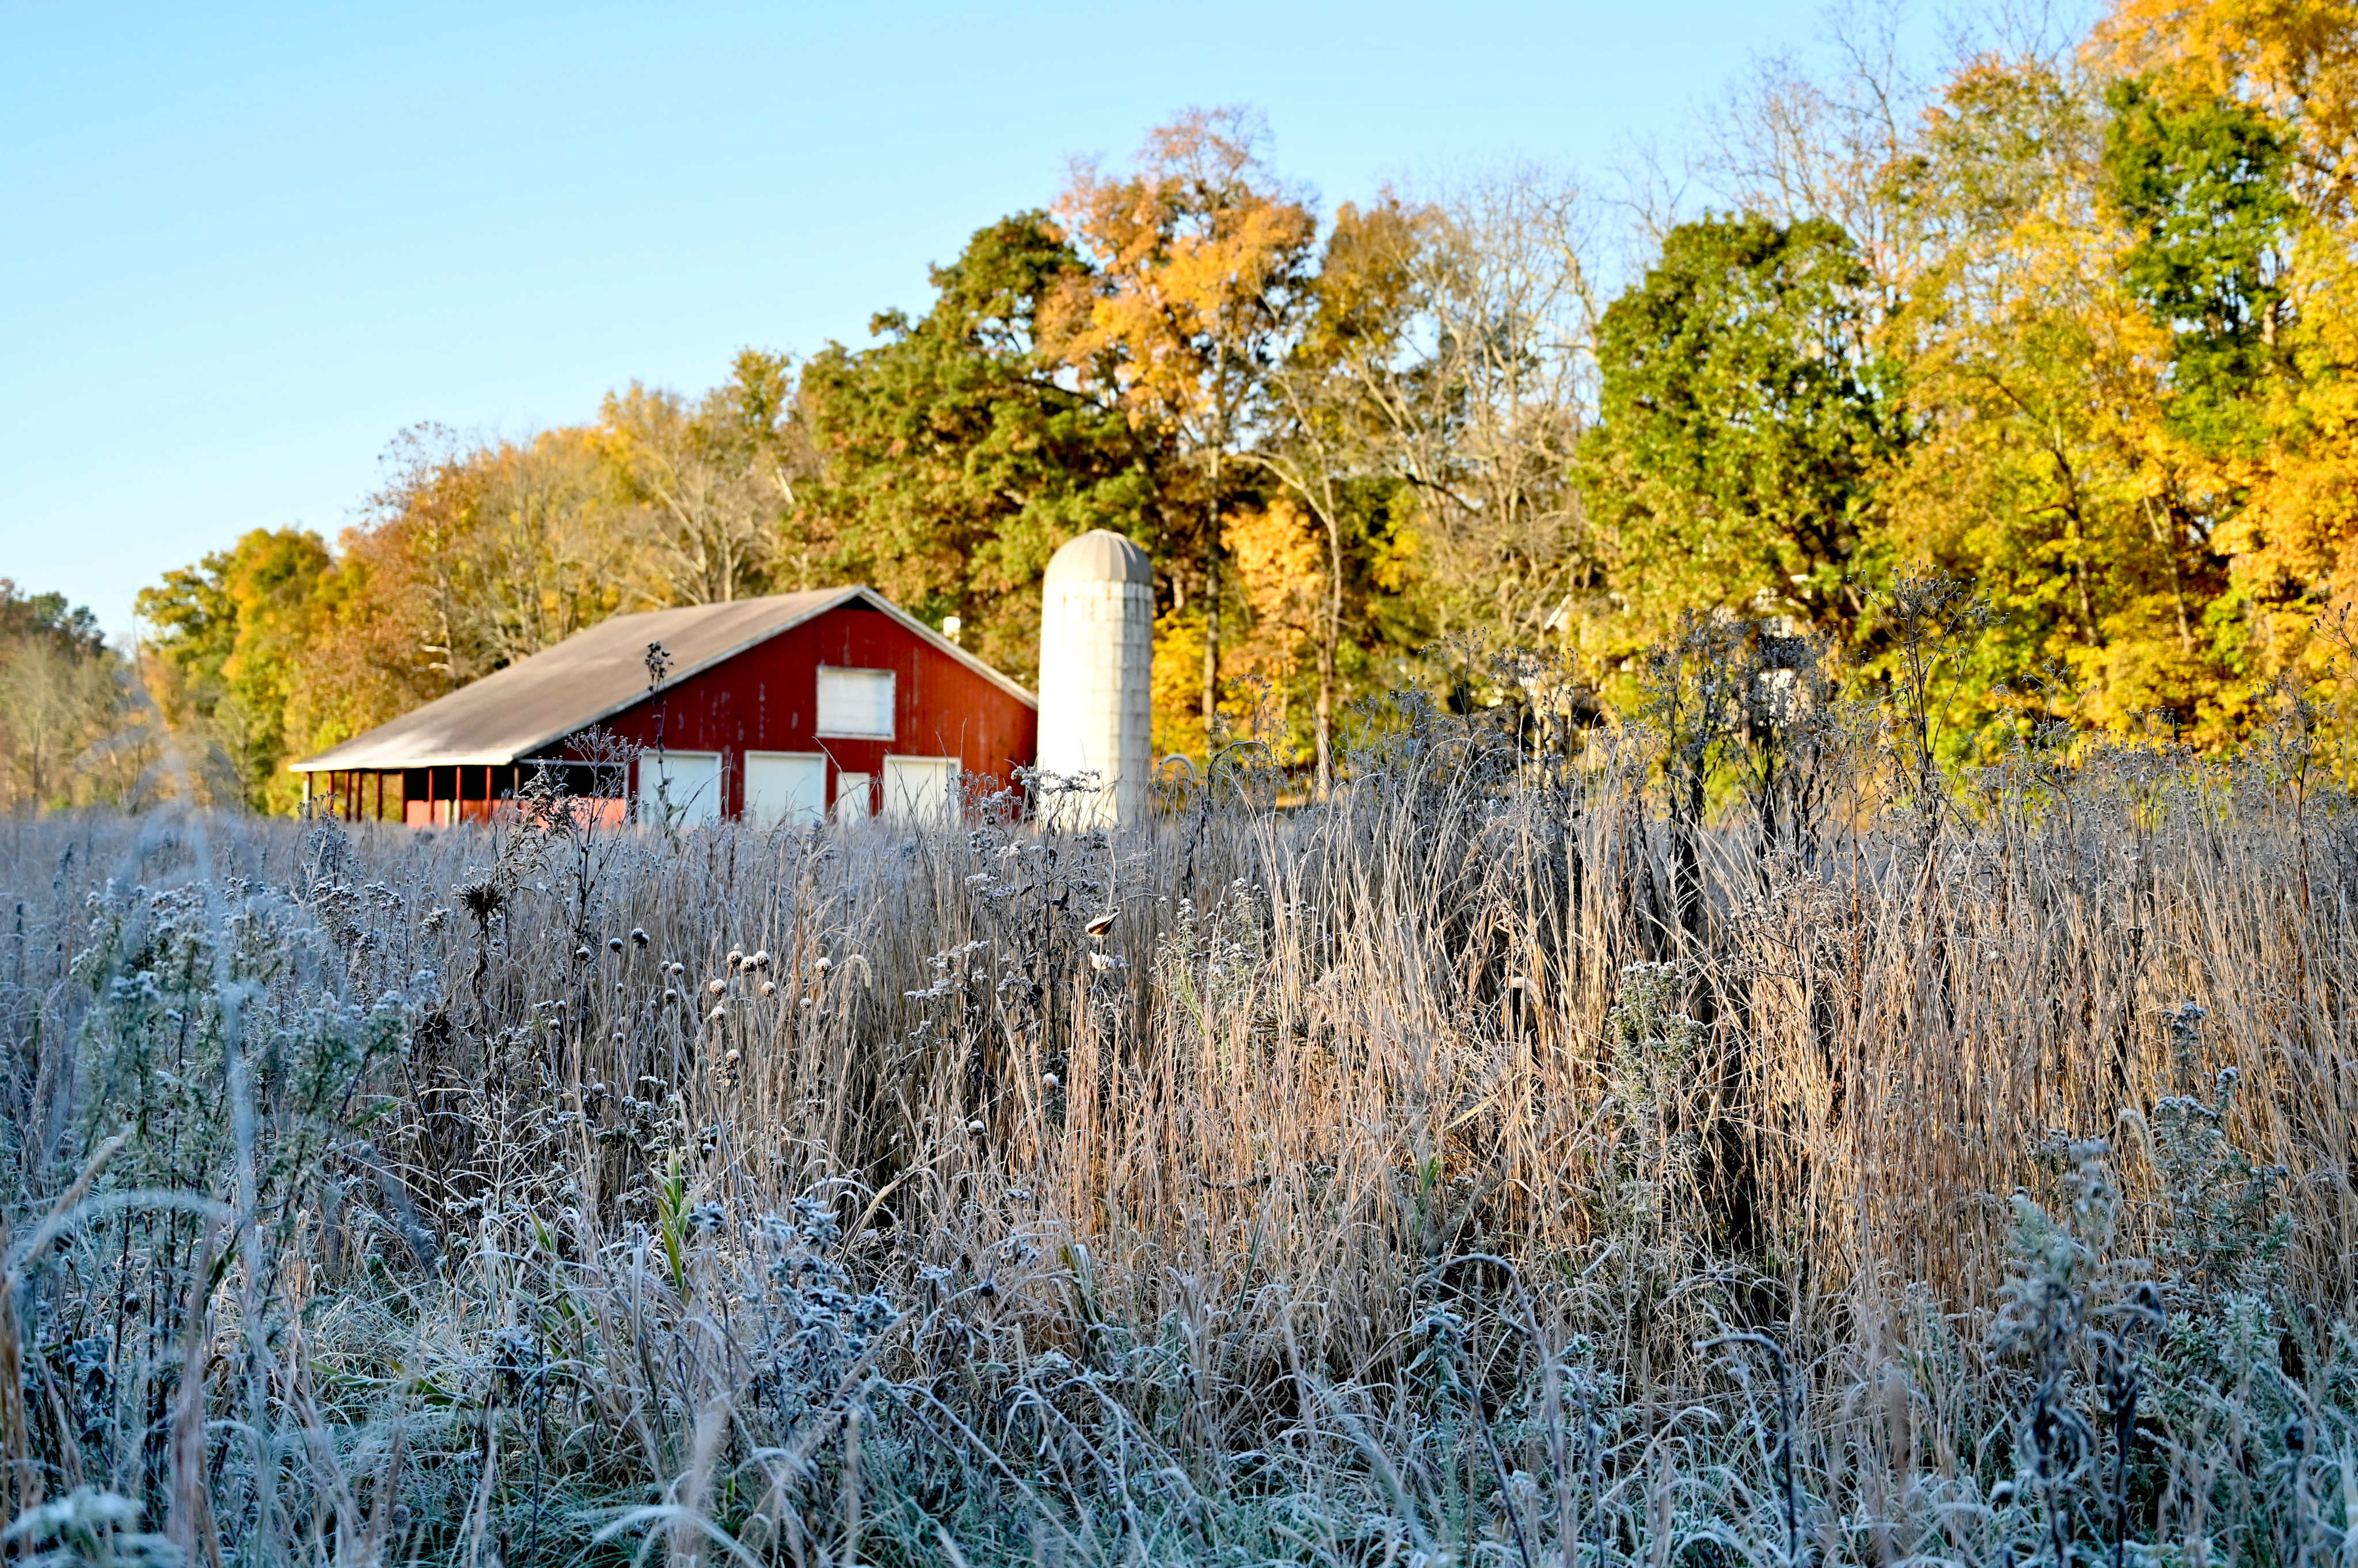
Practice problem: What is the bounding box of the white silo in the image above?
[1037,530,1154,828]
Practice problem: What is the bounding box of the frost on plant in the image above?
[2152,1004,2290,1301]
[1595,961,1705,1308]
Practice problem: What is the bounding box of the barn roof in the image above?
[289,587,1034,773]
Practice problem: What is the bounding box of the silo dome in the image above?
[1037,530,1154,827]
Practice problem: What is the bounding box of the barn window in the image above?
[816,667,896,739]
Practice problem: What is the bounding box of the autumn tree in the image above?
[1880,56,2245,733]
[1045,107,1317,744]
[2094,0,2358,694]
[1353,172,1599,661]
[1249,199,1428,789]
[602,349,803,606]
[0,582,147,812]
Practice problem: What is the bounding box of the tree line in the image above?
[6,0,2348,814]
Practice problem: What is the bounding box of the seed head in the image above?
[759,980,777,998]
[608,935,625,952]
[709,1006,727,1023]
[1041,1072,1060,1090]
[727,949,744,969]
[813,956,832,973]
[1085,911,1117,938]
[630,928,649,947]
[706,978,727,997]
[724,1049,741,1066]
[967,1118,987,1135]
[749,949,770,968]
[1087,952,1115,973]
[800,995,816,1008]
[575,945,594,962]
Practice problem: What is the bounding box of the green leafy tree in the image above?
[2104,76,2298,450]
[800,212,1164,680]
[1580,214,1902,644]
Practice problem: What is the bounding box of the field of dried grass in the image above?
[5,675,2356,1567]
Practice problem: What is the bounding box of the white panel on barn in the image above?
[816,667,895,739]
[744,752,827,827]
[835,771,873,820]
[636,750,723,825]
[883,756,957,825]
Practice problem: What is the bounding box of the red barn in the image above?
[289,588,1037,827]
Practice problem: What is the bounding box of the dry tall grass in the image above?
[3,674,2355,1566]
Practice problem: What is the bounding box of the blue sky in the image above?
[5,1,1880,637]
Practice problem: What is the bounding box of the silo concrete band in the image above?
[1036,530,1154,827]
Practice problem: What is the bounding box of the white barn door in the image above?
[883,756,957,825]
[636,750,722,825]
[744,752,826,827]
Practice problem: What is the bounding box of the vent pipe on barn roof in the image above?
[1037,530,1154,828]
